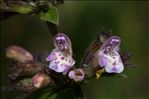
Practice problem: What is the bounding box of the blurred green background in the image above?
[1,1,149,99]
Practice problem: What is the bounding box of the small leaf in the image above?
[40,6,59,25]
[11,5,33,14]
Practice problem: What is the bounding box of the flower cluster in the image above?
[46,33,126,81]
[46,33,85,81]
[5,32,132,99]
[5,45,52,92]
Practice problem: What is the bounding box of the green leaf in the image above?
[11,5,33,14]
[39,91,57,99]
[40,6,59,25]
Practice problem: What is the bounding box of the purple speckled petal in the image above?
[111,67,117,72]
[100,36,121,52]
[56,64,66,72]
[104,52,124,73]
[48,51,75,73]
[54,33,72,56]
[99,52,107,67]
[62,65,71,75]
[46,50,56,61]
[54,33,71,47]
[49,61,66,73]
[49,61,58,70]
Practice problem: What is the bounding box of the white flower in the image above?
[46,33,75,73]
[98,36,124,73]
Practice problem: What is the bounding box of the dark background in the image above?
[1,1,149,99]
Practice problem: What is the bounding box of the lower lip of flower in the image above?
[47,49,75,73]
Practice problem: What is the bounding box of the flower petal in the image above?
[100,36,121,53]
[54,33,72,56]
[46,50,57,61]
[68,69,84,82]
[104,52,124,73]
[99,51,107,67]
[48,49,75,73]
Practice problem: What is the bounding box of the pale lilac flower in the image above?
[98,36,124,73]
[46,49,75,73]
[68,68,84,82]
[46,33,75,73]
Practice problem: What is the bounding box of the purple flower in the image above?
[98,36,124,73]
[68,68,85,82]
[46,33,75,73]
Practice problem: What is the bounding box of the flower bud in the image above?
[6,45,33,63]
[21,62,43,76]
[15,78,34,92]
[32,73,50,88]
[8,62,43,80]
[68,68,85,82]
